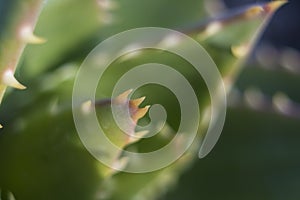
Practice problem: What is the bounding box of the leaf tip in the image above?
[264,0,287,14]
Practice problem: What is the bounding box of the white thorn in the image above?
[119,44,142,61]
[112,156,129,171]
[135,130,149,138]
[244,6,264,18]
[97,0,118,10]
[130,96,146,107]
[198,21,222,40]
[158,34,182,48]
[280,48,300,73]
[20,26,46,44]
[272,92,292,115]
[244,88,265,109]
[81,100,92,114]
[49,98,59,115]
[128,130,149,143]
[132,105,150,122]
[2,69,26,90]
[231,43,249,58]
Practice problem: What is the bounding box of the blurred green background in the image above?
[0,0,299,199]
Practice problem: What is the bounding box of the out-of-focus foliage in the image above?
[0,0,290,200]
[163,45,300,199]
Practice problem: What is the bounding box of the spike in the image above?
[198,21,222,40]
[131,105,150,122]
[272,92,291,115]
[2,69,26,89]
[280,47,300,73]
[81,100,92,114]
[128,130,149,144]
[159,34,182,48]
[49,98,59,115]
[112,156,129,171]
[115,89,133,104]
[231,43,249,58]
[205,21,222,35]
[244,6,264,18]
[264,0,287,14]
[97,0,118,10]
[135,130,149,138]
[244,88,265,109]
[130,96,146,107]
[20,26,46,44]
[128,131,149,144]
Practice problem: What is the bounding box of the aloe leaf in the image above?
[22,0,105,77]
[0,0,45,115]
[103,2,286,200]
[0,1,286,200]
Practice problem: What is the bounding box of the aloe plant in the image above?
[0,0,286,199]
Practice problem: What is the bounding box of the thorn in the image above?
[119,50,141,62]
[244,88,265,109]
[20,26,46,44]
[244,5,264,18]
[198,21,222,40]
[81,100,92,114]
[131,105,150,121]
[115,89,133,104]
[128,130,149,144]
[2,69,26,89]
[119,44,142,61]
[97,0,118,10]
[134,130,149,139]
[280,47,300,73]
[49,98,59,115]
[130,96,146,107]
[231,43,249,58]
[158,34,182,48]
[272,92,291,115]
[135,130,149,138]
[264,0,287,14]
[112,156,129,171]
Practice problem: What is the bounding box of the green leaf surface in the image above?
[0,1,285,200]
